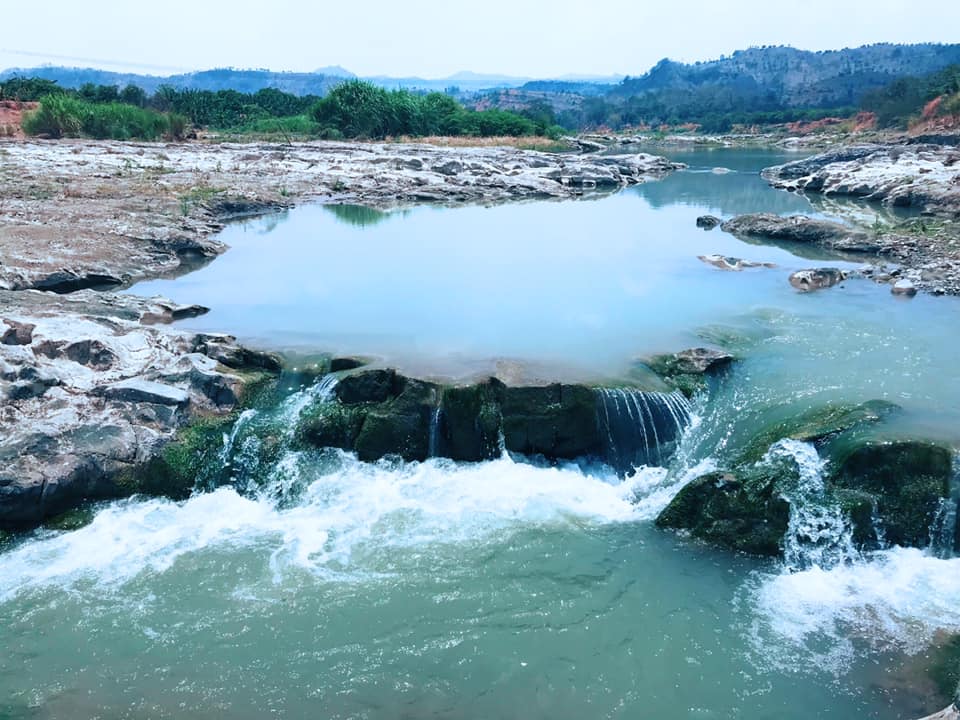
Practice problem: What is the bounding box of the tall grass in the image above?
[22,95,186,140]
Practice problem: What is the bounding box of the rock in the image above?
[439,381,503,462]
[829,441,953,549]
[96,379,191,407]
[656,468,791,556]
[696,215,721,230]
[500,383,601,460]
[763,143,960,216]
[698,254,777,271]
[1,319,34,345]
[193,335,283,372]
[353,379,439,462]
[329,357,368,372]
[893,279,919,297]
[643,347,735,397]
[335,369,402,405]
[140,302,210,325]
[721,214,883,253]
[789,268,848,292]
[35,338,118,369]
[735,400,900,465]
[432,160,464,176]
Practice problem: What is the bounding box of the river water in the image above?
[2,148,960,719]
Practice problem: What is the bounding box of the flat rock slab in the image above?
[96,379,190,407]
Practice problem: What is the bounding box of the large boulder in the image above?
[657,400,956,558]
[829,441,954,549]
[735,400,900,464]
[721,213,883,253]
[499,383,601,459]
[656,468,790,556]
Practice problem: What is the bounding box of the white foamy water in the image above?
[749,547,960,671]
[0,453,685,600]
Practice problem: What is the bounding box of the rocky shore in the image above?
[720,211,960,295]
[0,139,681,292]
[0,288,282,527]
[757,144,960,294]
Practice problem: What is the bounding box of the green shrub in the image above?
[22,96,182,141]
[310,80,552,139]
[21,94,84,138]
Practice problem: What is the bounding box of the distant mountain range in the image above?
[0,64,625,96]
[610,43,960,108]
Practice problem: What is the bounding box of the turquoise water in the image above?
[132,149,860,376]
[2,148,960,719]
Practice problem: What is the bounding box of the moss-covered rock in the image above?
[440,381,503,462]
[829,441,953,548]
[128,415,237,499]
[43,506,96,532]
[298,401,367,451]
[499,383,601,459]
[656,468,790,556]
[353,379,438,462]
[644,347,735,398]
[737,400,900,464]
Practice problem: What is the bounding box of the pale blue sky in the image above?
[1,0,957,78]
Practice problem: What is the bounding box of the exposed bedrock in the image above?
[762,143,960,216]
[0,139,683,293]
[297,369,694,475]
[0,289,281,528]
[721,211,960,295]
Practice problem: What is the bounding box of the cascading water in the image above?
[929,460,960,559]
[765,439,858,571]
[428,406,443,458]
[597,389,692,473]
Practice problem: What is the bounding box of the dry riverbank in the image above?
[0,138,680,291]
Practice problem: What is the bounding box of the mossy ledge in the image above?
[657,400,958,557]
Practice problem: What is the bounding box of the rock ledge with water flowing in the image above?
[657,400,958,558]
[293,369,694,476]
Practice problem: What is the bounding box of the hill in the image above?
[0,67,350,96]
[611,43,960,108]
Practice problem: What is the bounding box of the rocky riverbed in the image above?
[0,139,681,292]
[757,144,960,294]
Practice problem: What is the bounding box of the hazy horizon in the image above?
[2,0,959,80]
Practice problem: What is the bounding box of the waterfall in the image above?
[767,439,858,571]
[597,389,692,473]
[220,409,259,467]
[929,498,958,559]
[428,407,443,458]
